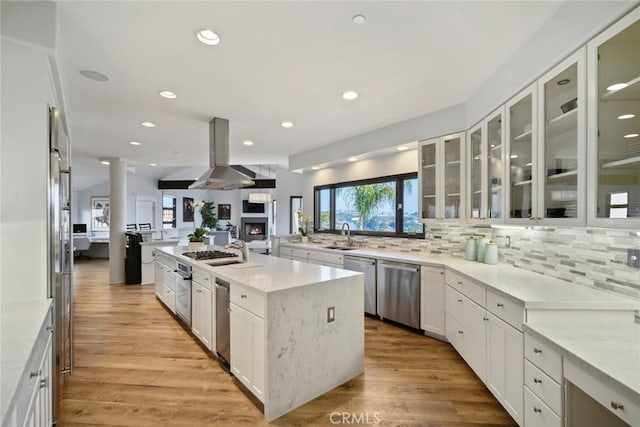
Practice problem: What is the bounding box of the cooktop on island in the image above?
[182,250,239,260]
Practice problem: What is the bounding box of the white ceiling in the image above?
[57,1,564,190]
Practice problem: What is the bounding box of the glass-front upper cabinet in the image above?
[418,133,465,222]
[538,48,586,225]
[467,108,505,222]
[588,7,640,227]
[506,83,537,223]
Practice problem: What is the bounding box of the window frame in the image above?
[162,194,177,229]
[313,172,424,239]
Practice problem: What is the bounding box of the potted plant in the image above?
[187,227,207,250]
[296,211,312,243]
[200,201,218,229]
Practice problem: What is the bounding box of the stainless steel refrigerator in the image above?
[48,106,73,424]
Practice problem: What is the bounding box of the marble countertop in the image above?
[525,318,640,399]
[0,299,52,423]
[281,243,639,311]
[155,246,361,293]
[139,239,180,246]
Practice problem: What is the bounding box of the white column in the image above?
[108,159,126,284]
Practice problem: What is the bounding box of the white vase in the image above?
[301,236,309,243]
[188,241,203,251]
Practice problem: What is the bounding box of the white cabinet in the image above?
[230,282,265,402]
[468,107,506,222]
[279,246,344,268]
[524,331,563,426]
[24,332,53,427]
[162,267,177,314]
[587,7,640,228]
[419,133,466,222]
[420,266,445,337]
[154,261,164,299]
[486,312,523,425]
[192,281,213,351]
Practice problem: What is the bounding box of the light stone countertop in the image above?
[524,318,640,400]
[139,239,180,246]
[281,243,640,310]
[0,299,52,424]
[155,245,361,293]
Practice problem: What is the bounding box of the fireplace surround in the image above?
[240,217,268,242]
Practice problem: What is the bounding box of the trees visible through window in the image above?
[162,195,176,229]
[314,173,423,238]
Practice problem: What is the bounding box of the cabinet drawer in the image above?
[192,267,212,290]
[525,359,562,415]
[280,246,308,260]
[307,250,344,267]
[487,290,523,331]
[445,312,486,383]
[445,286,486,345]
[445,270,486,306]
[524,386,562,427]
[230,282,265,318]
[524,332,562,382]
[163,268,176,291]
[163,286,176,313]
[565,358,639,427]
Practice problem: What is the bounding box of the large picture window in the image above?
[314,173,423,238]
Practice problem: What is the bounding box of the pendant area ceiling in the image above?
[57,1,563,190]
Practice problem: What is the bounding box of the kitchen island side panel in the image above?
[265,274,364,422]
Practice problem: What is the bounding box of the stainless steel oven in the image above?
[175,262,192,326]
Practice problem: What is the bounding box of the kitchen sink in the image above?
[204,260,243,267]
[323,246,357,251]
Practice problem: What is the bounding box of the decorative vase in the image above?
[301,236,309,243]
[484,242,499,265]
[476,237,489,263]
[464,237,476,261]
[188,241,203,251]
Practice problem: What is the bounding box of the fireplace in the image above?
[240,217,268,242]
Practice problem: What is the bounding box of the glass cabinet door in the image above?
[507,84,537,221]
[592,14,640,223]
[539,49,585,224]
[419,139,438,220]
[487,111,504,220]
[469,125,483,219]
[443,135,462,219]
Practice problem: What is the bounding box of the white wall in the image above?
[275,168,304,235]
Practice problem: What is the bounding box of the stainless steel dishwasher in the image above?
[214,278,231,369]
[377,260,420,328]
[343,256,377,315]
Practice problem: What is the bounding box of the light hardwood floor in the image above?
[60,259,517,426]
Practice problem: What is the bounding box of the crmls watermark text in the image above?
[329,412,381,425]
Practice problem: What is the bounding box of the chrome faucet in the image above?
[225,240,249,262]
[341,223,353,246]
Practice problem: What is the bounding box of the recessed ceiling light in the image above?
[159,90,177,99]
[101,161,110,165]
[243,140,254,146]
[624,133,639,138]
[606,83,628,91]
[348,156,358,162]
[129,141,141,146]
[311,166,320,170]
[141,121,155,128]
[196,29,221,45]
[79,70,109,82]
[281,121,294,128]
[352,15,366,24]
[618,114,636,120]
[149,163,157,166]
[342,91,359,100]
[397,146,409,151]
[510,154,519,159]
[557,79,570,86]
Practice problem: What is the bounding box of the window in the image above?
[162,195,176,229]
[314,173,424,238]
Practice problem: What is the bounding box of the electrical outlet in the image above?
[627,249,640,268]
[327,306,335,323]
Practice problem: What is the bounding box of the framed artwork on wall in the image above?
[91,196,110,231]
[218,204,231,220]
[183,197,194,222]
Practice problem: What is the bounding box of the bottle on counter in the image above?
[484,241,498,265]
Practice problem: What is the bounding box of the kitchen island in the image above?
[154,246,365,422]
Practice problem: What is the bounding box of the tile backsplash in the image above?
[299,224,640,300]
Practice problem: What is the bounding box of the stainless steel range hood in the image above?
[189,118,255,190]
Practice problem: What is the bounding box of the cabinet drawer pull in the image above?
[610,401,624,410]
[533,407,542,413]
[30,370,41,378]
[241,294,247,299]
[496,303,504,308]
[457,330,464,335]
[457,298,463,303]
[533,378,542,384]
[440,272,444,275]
[46,325,53,332]
[39,378,48,389]
[483,317,489,321]
[533,348,543,354]
[457,281,463,285]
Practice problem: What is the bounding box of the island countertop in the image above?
[155,245,362,293]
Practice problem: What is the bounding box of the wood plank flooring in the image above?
[60,259,517,426]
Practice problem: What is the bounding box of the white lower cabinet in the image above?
[420,266,445,337]
[192,281,212,351]
[524,386,562,427]
[154,261,164,299]
[445,311,487,383]
[230,303,265,402]
[24,332,52,427]
[486,312,523,425]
